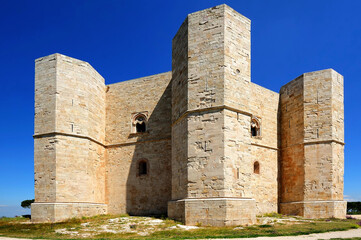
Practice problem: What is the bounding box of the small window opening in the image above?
[133,114,147,133]
[254,161,260,174]
[251,126,257,136]
[139,161,148,176]
[136,122,146,132]
[251,117,261,137]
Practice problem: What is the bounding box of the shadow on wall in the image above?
[277,99,282,213]
[125,81,172,216]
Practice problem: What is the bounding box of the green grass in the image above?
[146,221,359,239]
[0,216,29,222]
[260,212,285,218]
[0,215,359,239]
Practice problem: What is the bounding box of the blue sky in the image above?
[0,0,360,217]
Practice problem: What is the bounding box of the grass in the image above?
[260,212,284,218]
[0,216,29,223]
[147,221,359,239]
[0,215,359,239]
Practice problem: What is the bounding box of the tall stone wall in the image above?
[32,54,107,222]
[34,55,57,203]
[280,76,305,203]
[223,83,279,215]
[186,6,225,111]
[280,69,346,218]
[171,18,189,201]
[105,72,172,216]
[249,83,279,214]
[223,6,251,111]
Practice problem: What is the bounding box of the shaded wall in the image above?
[105,72,172,215]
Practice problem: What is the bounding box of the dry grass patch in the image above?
[0,214,359,239]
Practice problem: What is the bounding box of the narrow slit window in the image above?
[138,160,148,176]
[254,161,260,174]
[251,126,257,137]
[251,117,261,137]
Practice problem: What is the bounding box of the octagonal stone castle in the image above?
[31,4,346,226]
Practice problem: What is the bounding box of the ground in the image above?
[0,214,360,239]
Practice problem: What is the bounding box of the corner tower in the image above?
[169,5,259,226]
[32,54,107,222]
[280,69,346,218]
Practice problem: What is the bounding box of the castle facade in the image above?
[31,4,346,226]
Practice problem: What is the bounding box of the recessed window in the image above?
[251,117,261,137]
[136,120,146,133]
[251,125,257,136]
[138,160,148,176]
[132,113,148,133]
[254,161,260,174]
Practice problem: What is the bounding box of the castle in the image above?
[31,4,346,226]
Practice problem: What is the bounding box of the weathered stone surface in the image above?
[33,54,107,222]
[169,4,280,225]
[32,4,346,225]
[280,69,346,218]
[31,203,107,222]
[169,198,256,226]
[280,200,346,219]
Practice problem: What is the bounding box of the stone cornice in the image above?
[33,132,105,147]
[33,132,171,148]
[304,139,345,146]
[281,139,345,150]
[106,138,171,148]
[251,143,278,151]
[172,105,253,126]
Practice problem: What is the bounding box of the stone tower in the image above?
[31,4,346,225]
[32,54,107,222]
[279,70,346,218]
[168,5,279,226]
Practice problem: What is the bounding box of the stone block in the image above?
[168,198,256,226]
[280,201,346,219]
[31,203,107,222]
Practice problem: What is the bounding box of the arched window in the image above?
[254,161,260,174]
[251,117,261,137]
[132,113,148,133]
[138,159,148,176]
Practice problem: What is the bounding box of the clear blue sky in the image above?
[0,0,360,217]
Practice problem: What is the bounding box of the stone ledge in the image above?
[33,132,105,147]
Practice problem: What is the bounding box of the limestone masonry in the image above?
[31,4,346,226]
